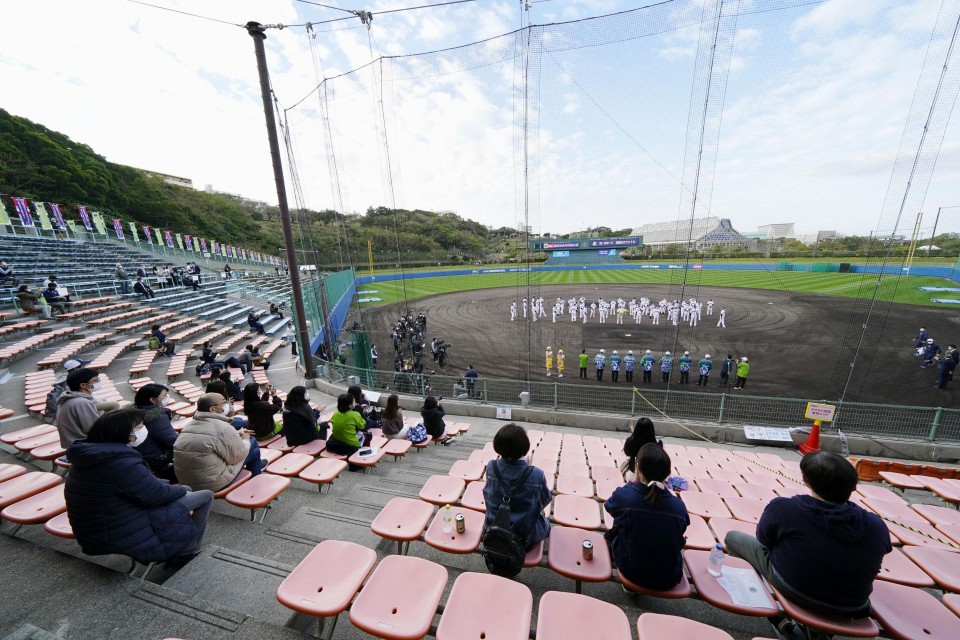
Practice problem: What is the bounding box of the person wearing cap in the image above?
[556,349,565,378]
[678,351,692,384]
[641,350,655,383]
[42,282,75,316]
[545,346,554,377]
[15,285,51,318]
[659,351,674,383]
[914,326,928,350]
[610,350,621,383]
[921,338,941,368]
[578,349,588,379]
[716,306,727,328]
[697,354,713,386]
[114,263,131,295]
[719,354,735,387]
[623,350,636,382]
[594,349,606,381]
[734,357,750,389]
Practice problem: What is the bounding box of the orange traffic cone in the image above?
[798,420,821,455]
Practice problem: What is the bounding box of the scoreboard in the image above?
[530,236,642,251]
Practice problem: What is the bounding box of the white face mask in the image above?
[222,403,233,415]
[88,382,102,393]
[130,426,148,447]
[161,396,174,406]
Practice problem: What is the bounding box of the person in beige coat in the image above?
[173,393,266,492]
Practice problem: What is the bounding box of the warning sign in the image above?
[804,402,836,422]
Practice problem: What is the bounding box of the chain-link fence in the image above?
[317,363,960,443]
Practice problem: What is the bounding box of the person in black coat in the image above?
[133,384,179,481]
[220,371,243,402]
[421,395,453,444]
[280,386,328,446]
[64,410,213,569]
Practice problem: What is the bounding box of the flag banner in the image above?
[66,220,78,234]
[34,202,53,230]
[212,241,220,256]
[175,234,184,250]
[184,235,193,251]
[13,197,34,226]
[92,212,107,235]
[77,205,92,230]
[49,203,66,229]
[153,228,163,245]
[164,230,174,247]
[200,238,208,253]
[0,199,10,225]
[129,222,139,241]
[241,248,247,260]
[143,225,153,243]
[229,246,236,258]
[113,219,125,239]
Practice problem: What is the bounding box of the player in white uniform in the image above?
[707,299,714,315]
[510,301,517,321]
[717,307,726,328]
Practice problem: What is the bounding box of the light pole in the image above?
[928,205,960,257]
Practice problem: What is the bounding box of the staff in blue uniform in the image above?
[623,351,636,383]
[697,354,712,386]
[660,351,673,383]
[678,351,692,384]
[594,349,606,382]
[610,350,622,383]
[641,350,655,384]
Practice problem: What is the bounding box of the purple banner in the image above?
[49,203,66,229]
[142,225,152,243]
[164,230,174,248]
[77,205,92,230]
[112,219,124,239]
[12,197,33,226]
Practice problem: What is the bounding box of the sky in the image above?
[2,0,959,239]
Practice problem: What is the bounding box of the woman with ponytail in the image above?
[604,443,689,590]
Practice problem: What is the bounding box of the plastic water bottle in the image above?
[442,504,453,533]
[708,543,725,577]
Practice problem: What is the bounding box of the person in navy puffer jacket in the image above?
[65,409,213,570]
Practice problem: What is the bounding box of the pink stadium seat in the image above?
[732,482,778,503]
[856,484,907,505]
[524,539,544,567]
[772,483,809,498]
[383,438,411,461]
[591,465,623,484]
[771,586,879,638]
[535,591,631,640]
[594,476,622,502]
[349,555,448,640]
[739,471,784,487]
[708,517,758,550]
[459,481,486,512]
[223,474,290,522]
[1,424,56,445]
[319,450,347,461]
[555,474,594,498]
[547,527,611,593]
[266,436,295,453]
[873,547,934,587]
[637,612,734,640]
[298,458,348,492]
[943,593,960,618]
[552,495,601,530]
[370,497,435,555]
[435,572,533,640]
[901,546,960,591]
[934,523,960,546]
[213,470,252,499]
[879,471,925,490]
[707,468,743,484]
[722,496,767,524]
[447,460,484,482]
[590,454,618,469]
[679,492,731,520]
[870,579,960,640]
[259,448,284,465]
[887,520,957,551]
[291,439,327,456]
[696,478,739,499]
[863,498,928,527]
[467,449,496,466]
[0,472,62,509]
[347,447,386,471]
[276,540,377,636]
[911,503,960,527]
[684,513,719,550]
[14,430,61,452]
[418,475,466,506]
[0,464,28,484]
[558,462,591,478]
[619,570,691,599]
[683,550,778,616]
[43,510,74,539]
[1,484,66,527]
[265,453,314,477]
[423,507,485,554]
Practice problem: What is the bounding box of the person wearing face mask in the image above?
[65,409,213,571]
[174,393,267,492]
[280,386,328,446]
[56,368,105,449]
[133,383,179,481]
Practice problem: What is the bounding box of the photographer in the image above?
[435,339,450,368]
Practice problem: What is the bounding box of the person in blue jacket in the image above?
[594,349,606,381]
[623,350,636,383]
[660,351,674,383]
[914,327,928,350]
[640,350,655,384]
[922,338,941,368]
[697,354,713,386]
[678,351,692,384]
[65,409,213,570]
[133,383,179,481]
[605,443,689,590]
[610,350,622,383]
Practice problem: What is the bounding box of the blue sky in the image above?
[2,0,958,239]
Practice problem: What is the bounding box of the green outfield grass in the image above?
[356,268,960,308]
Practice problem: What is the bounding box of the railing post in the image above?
[718,393,726,424]
[482,380,488,404]
[630,390,636,416]
[553,382,558,411]
[929,407,942,441]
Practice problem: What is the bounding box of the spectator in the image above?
[482,423,552,552]
[150,324,176,356]
[171,265,183,287]
[42,283,75,316]
[380,394,409,440]
[247,311,265,335]
[347,384,380,428]
[203,379,246,429]
[223,264,232,279]
[136,265,147,279]
[0,259,20,287]
[604,443,689,591]
[56,368,103,449]
[249,344,271,371]
[421,395,453,445]
[370,343,378,368]
[173,393,266,492]
[281,386,328,446]
[114,263,131,295]
[204,379,228,397]
[269,302,283,319]
[464,364,479,398]
[220,371,243,402]
[133,384,179,481]
[327,393,369,471]
[134,277,155,300]
[15,285,51,318]
[725,451,891,636]
[42,275,67,297]
[620,418,662,483]
[189,262,202,286]
[65,409,213,571]
[200,341,225,369]
[242,383,282,440]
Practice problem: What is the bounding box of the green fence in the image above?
[317,363,960,443]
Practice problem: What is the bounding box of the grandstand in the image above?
[2,232,960,639]
[631,218,755,252]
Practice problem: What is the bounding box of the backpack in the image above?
[148,336,161,350]
[406,423,428,444]
[481,463,534,578]
[195,363,211,377]
[45,381,67,420]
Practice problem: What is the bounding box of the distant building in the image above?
[631,217,754,250]
[758,223,795,240]
[137,168,194,188]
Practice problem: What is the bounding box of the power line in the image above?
[125,0,244,28]
[294,0,357,15]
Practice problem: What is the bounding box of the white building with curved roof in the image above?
[631,217,754,250]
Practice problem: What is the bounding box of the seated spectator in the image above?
[65,409,213,570]
[136,265,147,279]
[163,265,174,288]
[114,263,131,295]
[42,283,75,315]
[249,344,271,371]
[200,341,225,369]
[482,423,551,551]
[242,383,283,440]
[204,379,228,397]
[220,371,243,402]
[247,311,265,334]
[620,417,663,483]
[0,259,20,287]
[56,368,106,449]
[173,393,266,492]
[327,393,370,471]
[380,394,409,440]
[202,379,246,429]
[133,384,179,481]
[604,443,689,591]
[421,395,453,445]
[235,345,254,374]
[347,384,378,428]
[269,302,283,319]
[15,285,51,318]
[150,324,176,356]
[134,277,155,299]
[223,264,232,279]
[725,451,892,637]
[43,275,67,297]
[281,386,328,446]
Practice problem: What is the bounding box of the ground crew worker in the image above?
[660,351,673,383]
[641,350,655,384]
[610,350,621,383]
[678,351,692,384]
[594,349,606,381]
[579,349,588,379]
[697,354,712,386]
[623,351,636,383]
[734,357,750,389]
